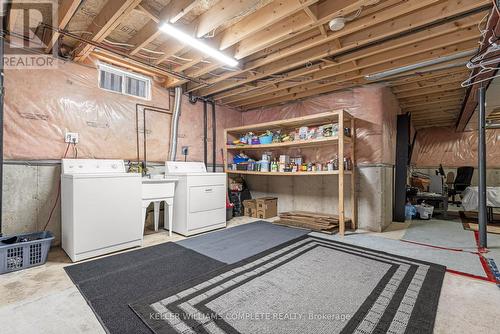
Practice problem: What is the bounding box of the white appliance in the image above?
[165,161,226,236]
[61,159,142,262]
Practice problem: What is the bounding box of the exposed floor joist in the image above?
[45,0,492,129]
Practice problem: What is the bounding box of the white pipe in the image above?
[168,86,182,161]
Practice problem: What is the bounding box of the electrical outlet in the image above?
[182,146,189,156]
[65,132,79,143]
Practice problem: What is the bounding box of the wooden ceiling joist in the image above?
[395,80,472,99]
[234,40,478,109]
[219,17,481,105]
[73,0,142,62]
[223,27,479,106]
[128,0,198,57]
[400,96,466,108]
[45,0,82,53]
[54,0,491,129]
[192,0,489,97]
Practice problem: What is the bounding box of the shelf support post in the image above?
[350,117,356,230]
[338,110,345,236]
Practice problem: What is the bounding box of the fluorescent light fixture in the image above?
[365,50,476,81]
[159,23,238,67]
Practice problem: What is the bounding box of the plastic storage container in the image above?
[259,135,273,144]
[0,231,54,274]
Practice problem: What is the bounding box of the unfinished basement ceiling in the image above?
[37,0,493,129]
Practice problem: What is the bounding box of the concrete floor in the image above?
[0,216,499,334]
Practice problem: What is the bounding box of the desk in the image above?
[141,178,177,236]
[410,192,448,218]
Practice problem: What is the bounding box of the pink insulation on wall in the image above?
[411,126,500,167]
[4,58,241,163]
[241,85,400,165]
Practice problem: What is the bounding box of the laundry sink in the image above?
[141,177,177,200]
[141,177,178,234]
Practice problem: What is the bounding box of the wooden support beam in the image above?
[45,0,82,53]
[230,35,478,107]
[178,0,320,75]
[219,0,319,50]
[398,90,465,104]
[153,0,261,66]
[396,83,467,99]
[196,0,260,38]
[128,0,198,56]
[400,96,465,108]
[137,2,160,22]
[90,50,176,86]
[195,0,489,97]
[222,24,479,105]
[405,104,463,113]
[387,67,468,86]
[74,0,142,62]
[392,76,469,94]
[237,40,475,110]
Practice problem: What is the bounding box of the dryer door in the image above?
[189,184,225,213]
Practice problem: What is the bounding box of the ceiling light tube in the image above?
[364,50,476,81]
[159,23,238,67]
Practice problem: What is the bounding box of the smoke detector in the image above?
[328,1,381,32]
[329,17,346,31]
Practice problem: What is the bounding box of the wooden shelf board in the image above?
[226,110,353,134]
[226,135,351,150]
[226,170,352,176]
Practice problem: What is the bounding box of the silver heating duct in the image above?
[168,86,182,161]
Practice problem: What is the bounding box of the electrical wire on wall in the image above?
[42,141,77,231]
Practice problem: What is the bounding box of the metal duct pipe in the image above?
[203,100,208,167]
[168,86,182,161]
[365,50,476,81]
[211,101,216,172]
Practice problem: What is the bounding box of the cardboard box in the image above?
[256,197,278,219]
[243,199,257,218]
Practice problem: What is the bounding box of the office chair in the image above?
[448,166,474,204]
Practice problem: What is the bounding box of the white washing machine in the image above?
[61,159,142,262]
[165,161,226,236]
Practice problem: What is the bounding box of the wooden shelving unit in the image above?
[224,109,357,235]
[226,170,352,176]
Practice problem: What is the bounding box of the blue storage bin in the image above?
[233,157,249,164]
[259,135,273,144]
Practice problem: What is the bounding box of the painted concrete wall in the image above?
[2,164,61,243]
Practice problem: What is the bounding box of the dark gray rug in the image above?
[177,221,310,264]
[131,235,446,334]
[64,242,225,334]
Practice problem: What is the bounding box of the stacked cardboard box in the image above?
[243,197,278,219]
[242,199,257,217]
[256,197,278,219]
